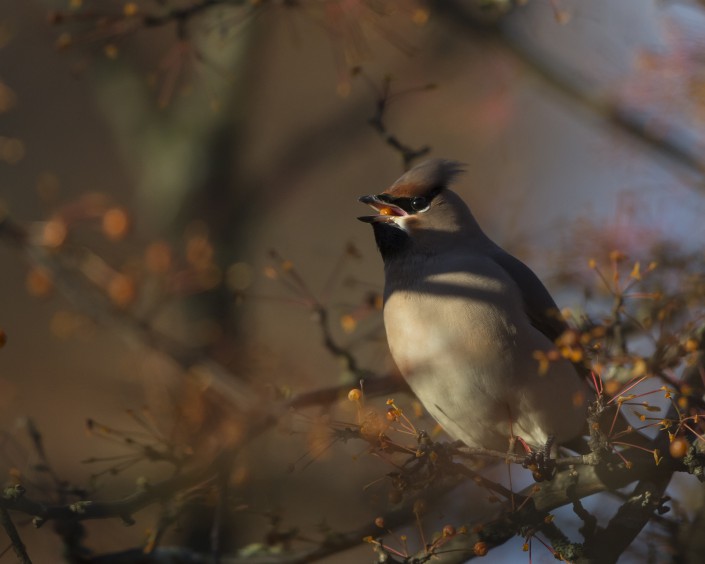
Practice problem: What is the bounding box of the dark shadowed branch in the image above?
[0,507,32,564]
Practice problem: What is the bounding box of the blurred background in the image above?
[2,0,705,562]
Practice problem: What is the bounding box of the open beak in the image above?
[357,195,408,224]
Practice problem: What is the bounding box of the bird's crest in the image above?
[386,159,465,198]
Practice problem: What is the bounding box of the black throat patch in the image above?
[372,223,410,262]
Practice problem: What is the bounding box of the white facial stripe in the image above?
[391,215,412,231]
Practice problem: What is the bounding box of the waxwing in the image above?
[358,159,591,453]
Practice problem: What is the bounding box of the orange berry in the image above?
[442,525,456,537]
[412,8,429,25]
[42,217,67,248]
[604,380,621,396]
[104,44,118,60]
[669,437,689,459]
[347,389,362,402]
[685,339,699,353]
[102,207,129,241]
[107,274,136,308]
[56,32,73,50]
[374,517,385,528]
[340,314,356,334]
[379,207,393,216]
[123,2,138,16]
[26,267,53,297]
[572,390,586,407]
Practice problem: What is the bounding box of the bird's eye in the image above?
[411,197,428,211]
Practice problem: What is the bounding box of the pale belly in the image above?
[384,288,588,452]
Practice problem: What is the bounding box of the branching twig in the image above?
[79,479,465,564]
[312,304,365,377]
[407,447,676,564]
[0,213,402,420]
[365,75,431,170]
[0,453,224,525]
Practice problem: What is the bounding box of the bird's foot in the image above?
[522,435,556,482]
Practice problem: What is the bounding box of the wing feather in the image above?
[489,250,568,343]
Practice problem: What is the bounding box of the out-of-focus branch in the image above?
[436,0,705,186]
[505,38,705,182]
[0,453,224,525]
[0,210,693,564]
[0,437,680,563]
[366,75,431,170]
[0,214,257,413]
[140,0,223,29]
[0,212,404,414]
[39,479,467,564]
[49,0,247,36]
[0,507,32,564]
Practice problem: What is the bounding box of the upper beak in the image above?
[357,194,407,224]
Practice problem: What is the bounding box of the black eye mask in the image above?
[377,189,440,214]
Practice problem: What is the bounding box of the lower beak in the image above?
[357,215,391,224]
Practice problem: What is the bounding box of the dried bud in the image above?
[473,541,488,556]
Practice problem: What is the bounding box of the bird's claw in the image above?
[522,435,556,482]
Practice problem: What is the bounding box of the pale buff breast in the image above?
[383,268,589,451]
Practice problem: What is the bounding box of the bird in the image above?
[357,158,592,456]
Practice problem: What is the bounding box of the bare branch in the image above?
[366,75,431,170]
[409,449,676,563]
[576,476,672,564]
[0,454,223,525]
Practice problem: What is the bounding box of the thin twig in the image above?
[366,76,431,170]
[0,507,32,564]
[0,454,223,525]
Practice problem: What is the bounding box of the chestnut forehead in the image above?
[384,182,436,198]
